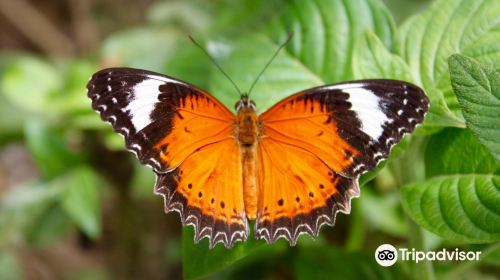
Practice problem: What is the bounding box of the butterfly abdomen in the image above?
[241,145,258,219]
[236,102,260,220]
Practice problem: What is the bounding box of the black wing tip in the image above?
[337,79,429,177]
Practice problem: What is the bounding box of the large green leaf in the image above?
[449,54,500,162]
[401,175,500,243]
[209,34,322,112]
[351,31,449,134]
[395,0,500,129]
[353,31,412,81]
[182,226,285,280]
[210,1,395,111]
[210,0,284,36]
[266,0,395,83]
[425,128,500,177]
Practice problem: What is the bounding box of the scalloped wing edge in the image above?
[154,173,249,249]
[254,176,360,245]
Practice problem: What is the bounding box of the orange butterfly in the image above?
[87,46,428,249]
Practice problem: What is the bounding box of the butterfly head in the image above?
[235,95,256,112]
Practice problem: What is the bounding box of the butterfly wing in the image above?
[256,79,428,244]
[155,139,247,248]
[87,68,248,248]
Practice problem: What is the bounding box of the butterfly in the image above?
[87,55,428,249]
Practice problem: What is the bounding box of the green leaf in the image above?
[425,128,500,177]
[423,87,466,130]
[163,41,213,91]
[0,179,67,246]
[395,0,500,129]
[24,120,83,179]
[182,226,285,280]
[266,0,395,83]
[24,204,73,247]
[101,27,183,72]
[401,175,500,243]
[209,34,323,112]
[210,0,283,36]
[353,31,413,81]
[0,56,61,114]
[60,167,103,239]
[294,245,405,280]
[449,54,500,162]
[0,167,103,246]
[383,0,432,24]
[209,0,396,110]
[351,30,466,132]
[56,60,97,114]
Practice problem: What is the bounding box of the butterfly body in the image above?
[235,96,260,219]
[87,67,429,248]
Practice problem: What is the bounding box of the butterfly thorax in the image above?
[235,96,259,146]
[235,96,260,219]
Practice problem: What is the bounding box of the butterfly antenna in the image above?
[247,32,294,97]
[188,35,242,97]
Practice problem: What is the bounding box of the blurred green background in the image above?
[1,0,499,279]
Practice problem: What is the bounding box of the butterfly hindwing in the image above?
[87,68,248,248]
[256,79,428,244]
[155,138,248,248]
[256,138,359,244]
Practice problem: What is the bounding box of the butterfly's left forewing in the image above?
[87,68,248,248]
[87,68,235,172]
[256,80,428,244]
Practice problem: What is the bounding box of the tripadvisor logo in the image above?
[375,244,482,267]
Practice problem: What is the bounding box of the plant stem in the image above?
[345,198,365,251]
[392,136,435,280]
[407,218,435,280]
